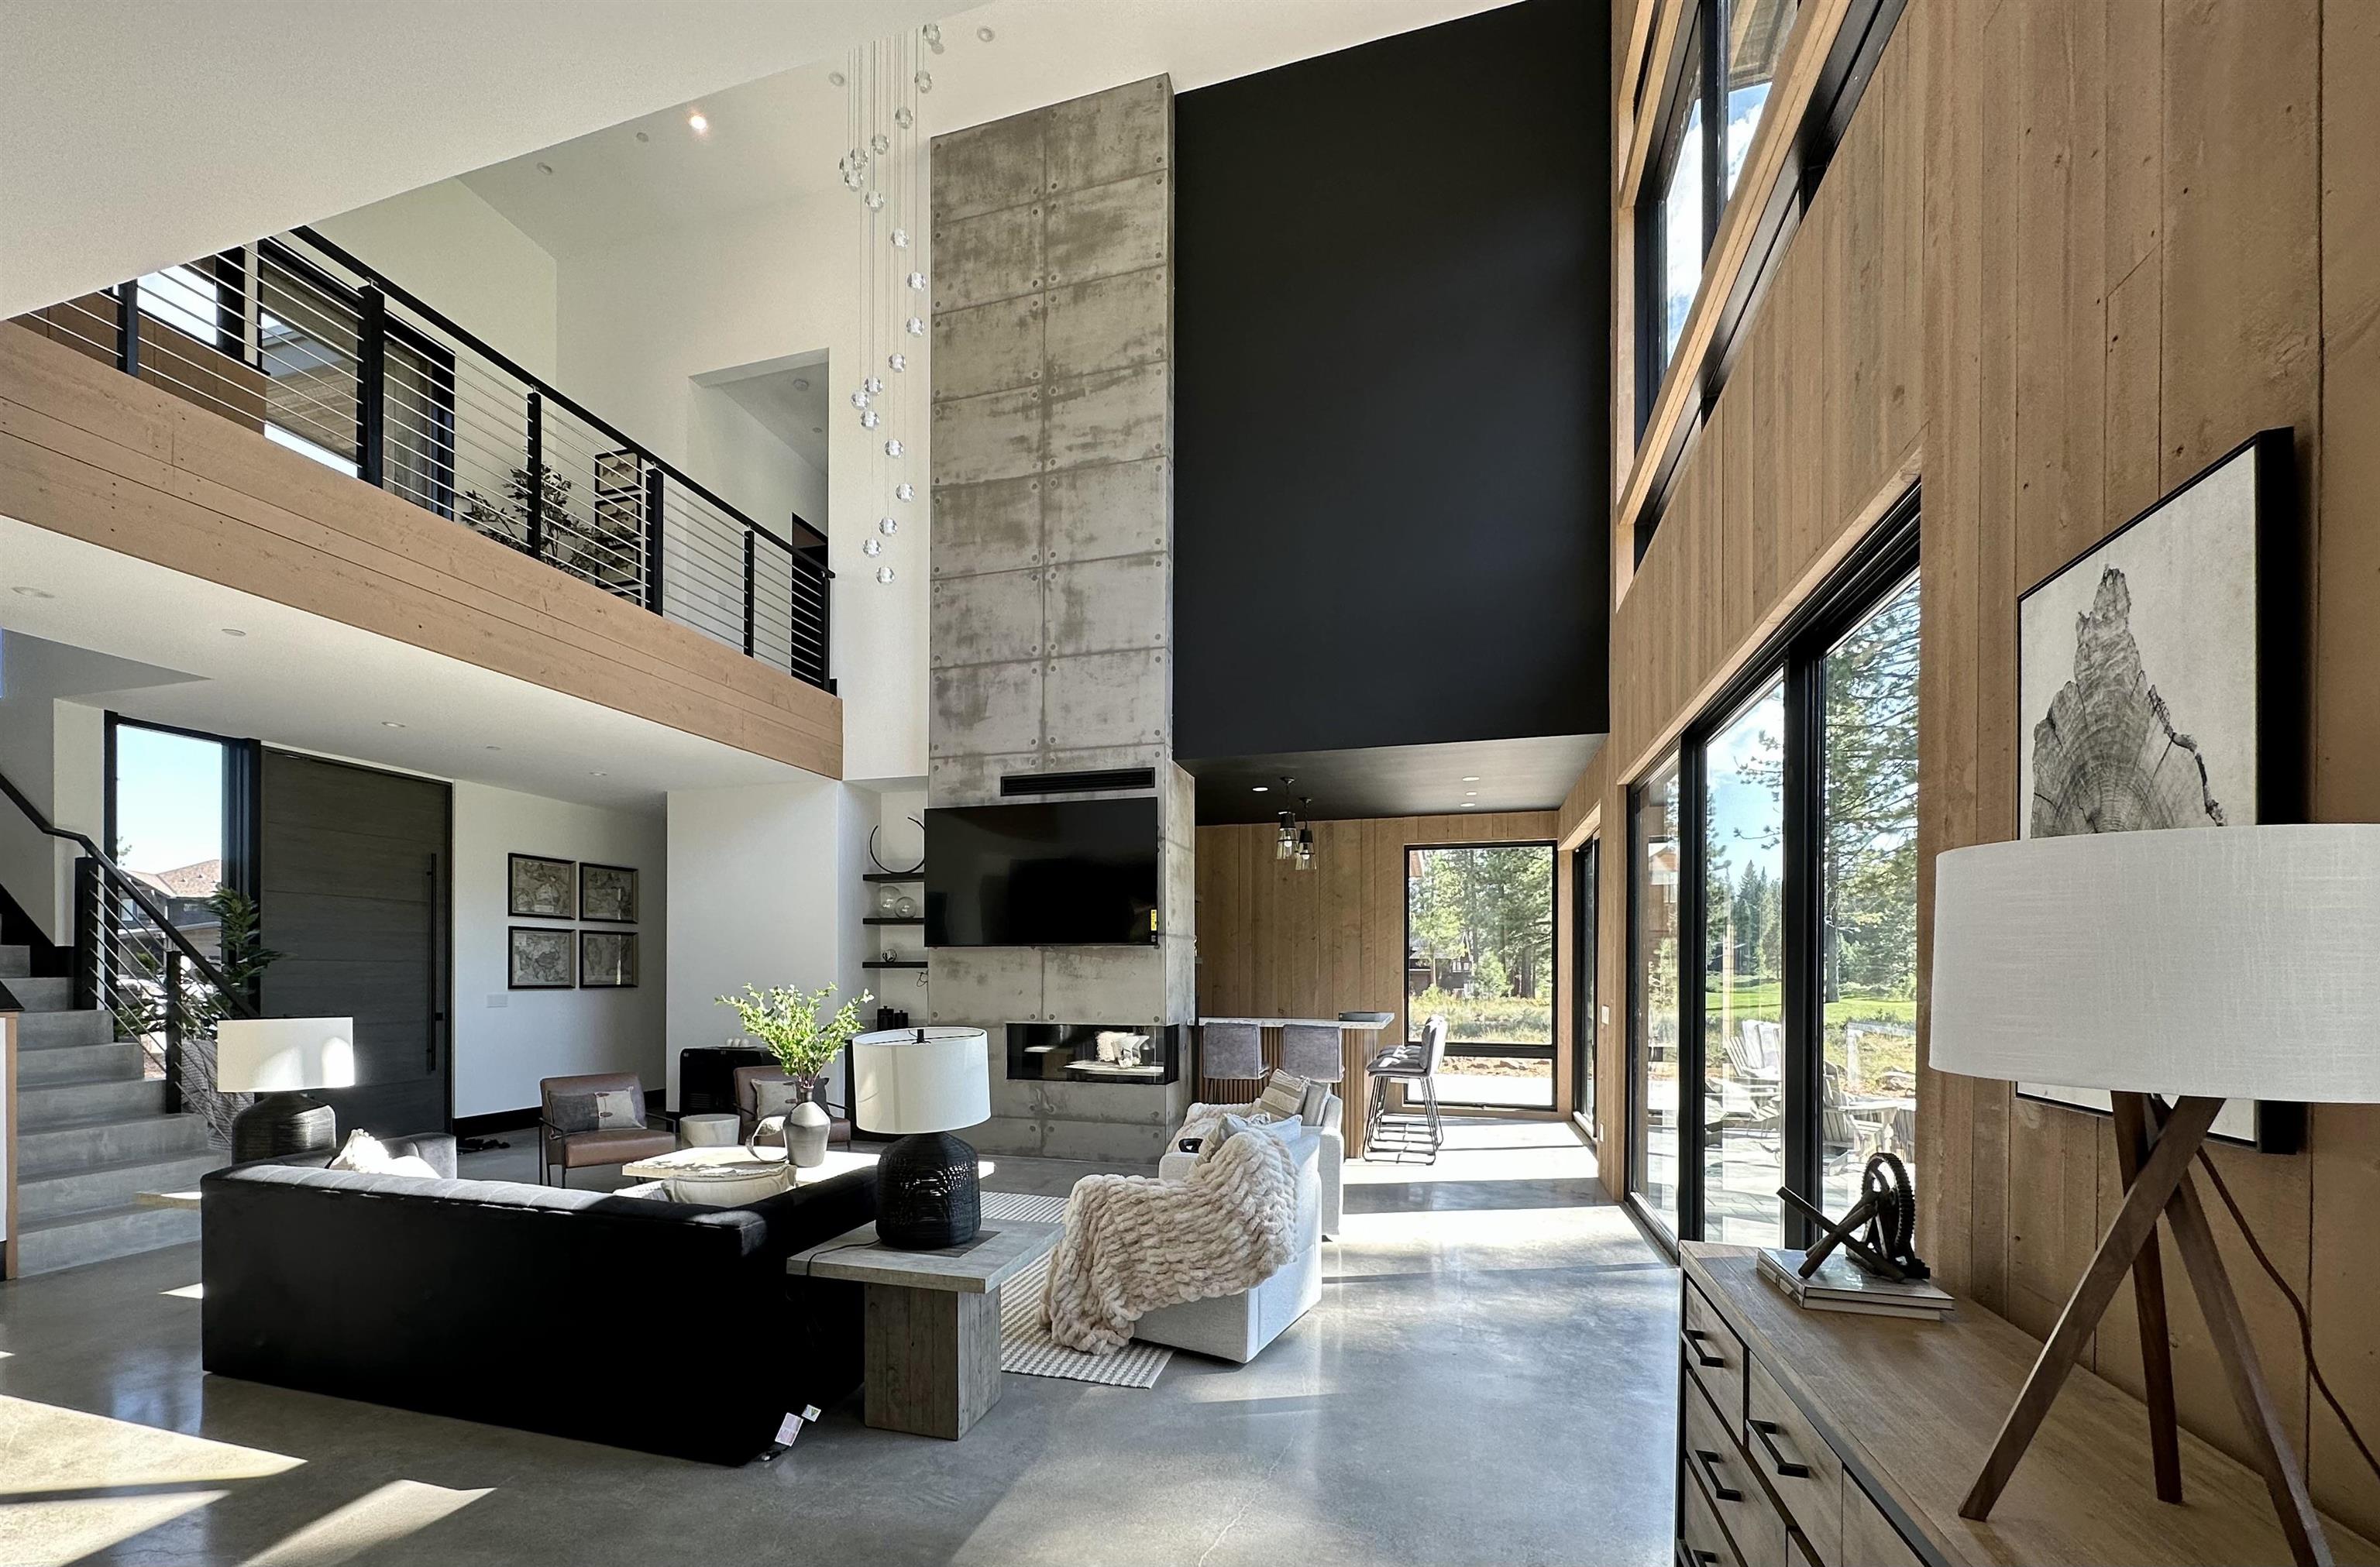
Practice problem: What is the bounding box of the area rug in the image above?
[982,1192,1174,1389]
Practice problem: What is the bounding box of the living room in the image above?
[4,0,2379,1563]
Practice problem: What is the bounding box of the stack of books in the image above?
[1759,1248,1953,1320]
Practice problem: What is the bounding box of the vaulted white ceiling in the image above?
[0,0,962,317]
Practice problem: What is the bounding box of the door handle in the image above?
[1682,1327,1725,1369]
[1692,1447,1740,1503]
[1750,1417,1811,1478]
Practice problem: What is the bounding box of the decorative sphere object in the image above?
[896,483,915,502]
[860,409,879,428]
[879,516,899,535]
[871,132,890,155]
[864,538,882,557]
[850,390,870,409]
[894,106,915,130]
[864,190,885,211]
[884,438,903,457]
[891,228,910,249]
[896,895,917,917]
[916,70,934,93]
[907,271,927,290]
[864,376,884,394]
[875,565,896,584]
[888,352,907,373]
[921,22,941,46]
[879,885,900,914]
[906,316,926,335]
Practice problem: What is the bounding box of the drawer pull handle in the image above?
[1751,1417,1812,1479]
[1682,1328,1725,1369]
[1692,1447,1742,1503]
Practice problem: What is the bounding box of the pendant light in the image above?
[1274,778,1298,861]
[1294,797,1316,872]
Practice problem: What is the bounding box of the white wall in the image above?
[315,180,560,381]
[0,631,153,940]
[452,781,666,1117]
[557,194,929,785]
[666,775,860,1107]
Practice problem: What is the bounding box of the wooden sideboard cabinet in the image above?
[1675,1243,2378,1567]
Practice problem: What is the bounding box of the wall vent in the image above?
[999,767,1157,797]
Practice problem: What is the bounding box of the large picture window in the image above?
[1406,842,1556,1109]
[1625,503,1917,1246]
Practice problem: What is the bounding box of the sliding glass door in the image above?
[1406,842,1556,1108]
[1625,503,1918,1246]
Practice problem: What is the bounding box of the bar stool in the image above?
[1366,1014,1446,1163]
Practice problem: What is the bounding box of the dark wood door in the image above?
[259,750,450,1136]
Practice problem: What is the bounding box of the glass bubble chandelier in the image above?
[840,25,934,586]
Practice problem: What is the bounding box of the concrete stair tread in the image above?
[16,1042,143,1084]
[15,1011,118,1047]
[11,1201,199,1275]
[2,975,72,1009]
[17,1111,216,1175]
[17,1076,169,1127]
[17,1149,225,1222]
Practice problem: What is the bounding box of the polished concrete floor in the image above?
[0,1119,1679,1566]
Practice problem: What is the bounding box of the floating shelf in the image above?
[862,959,929,970]
[862,871,925,883]
[863,916,923,926]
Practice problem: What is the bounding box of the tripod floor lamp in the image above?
[1931,824,2380,1567]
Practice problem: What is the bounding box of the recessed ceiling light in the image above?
[635,131,649,144]
[484,744,502,751]
[11,585,54,599]
[1460,802,1477,809]
[1461,775,1481,782]
[977,26,996,40]
[811,425,823,435]
[686,110,709,135]
[793,378,810,390]
[1251,785,1269,792]
[536,161,554,176]
[590,770,608,777]
[1465,791,1478,797]
[222,627,246,637]
[829,70,846,87]
[381,720,406,728]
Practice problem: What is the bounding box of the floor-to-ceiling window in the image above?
[1630,761,1683,1233]
[1702,680,1787,1244]
[1573,837,1600,1136]
[1626,503,1917,1248]
[108,719,245,963]
[1406,842,1556,1108]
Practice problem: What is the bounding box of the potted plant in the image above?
[716,983,871,1167]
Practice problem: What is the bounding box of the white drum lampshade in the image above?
[852,1026,990,1249]
[1931,825,2380,1101]
[215,1017,356,1094]
[851,1026,990,1134]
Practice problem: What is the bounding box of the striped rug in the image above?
[984,1192,1173,1389]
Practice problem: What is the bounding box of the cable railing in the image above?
[0,765,256,1148]
[15,231,833,692]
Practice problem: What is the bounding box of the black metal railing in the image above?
[22,231,833,692]
[0,766,255,1146]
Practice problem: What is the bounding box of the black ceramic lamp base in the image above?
[232,1091,337,1165]
[877,1130,982,1249]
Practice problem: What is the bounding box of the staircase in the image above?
[5,945,220,1274]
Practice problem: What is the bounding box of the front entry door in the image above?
[259,750,451,1136]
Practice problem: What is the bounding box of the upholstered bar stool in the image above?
[1365,1015,1447,1163]
[1278,1023,1344,1084]
[1201,1021,1263,1083]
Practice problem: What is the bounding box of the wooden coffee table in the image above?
[788,1220,1061,1440]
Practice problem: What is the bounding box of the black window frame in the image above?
[1572,835,1599,1140]
[1625,493,1918,1251]
[1402,837,1560,1112]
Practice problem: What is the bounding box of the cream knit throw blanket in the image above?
[1041,1123,1301,1355]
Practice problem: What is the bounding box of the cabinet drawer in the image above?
[1685,1374,1790,1567]
[1746,1355,1844,1563]
[1680,1454,1745,1567]
[1682,1275,1748,1419]
[1840,1473,1924,1567]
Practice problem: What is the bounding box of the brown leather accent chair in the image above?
[539,1073,674,1186]
[731,1064,854,1149]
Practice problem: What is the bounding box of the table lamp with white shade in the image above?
[1931,825,2380,1566]
[851,1026,991,1249]
[217,1016,355,1164]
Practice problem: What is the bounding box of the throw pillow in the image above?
[1255,1068,1308,1122]
[1298,1081,1333,1127]
[327,1130,390,1171]
[751,1078,803,1121]
[380,1155,442,1180]
[546,1092,600,1134]
[592,1089,641,1129]
[1193,1113,1253,1168]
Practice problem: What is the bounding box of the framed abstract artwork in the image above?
[580,930,638,988]
[509,854,576,919]
[580,862,638,923]
[509,926,576,989]
[2014,427,2302,1150]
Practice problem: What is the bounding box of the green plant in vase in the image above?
[716,984,872,1167]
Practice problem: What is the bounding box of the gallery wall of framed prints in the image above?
[507,854,640,991]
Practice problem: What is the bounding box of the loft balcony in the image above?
[1,229,839,777]
[8,228,832,695]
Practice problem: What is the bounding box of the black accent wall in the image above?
[1174,0,1611,761]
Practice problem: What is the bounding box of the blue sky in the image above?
[114,725,224,875]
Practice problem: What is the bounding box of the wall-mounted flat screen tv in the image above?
[926,798,1160,947]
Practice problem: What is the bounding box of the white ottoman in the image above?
[678,1112,741,1148]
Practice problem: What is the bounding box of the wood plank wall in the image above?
[1192,812,1570,1133]
[1579,0,2380,1534]
[0,322,841,777]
